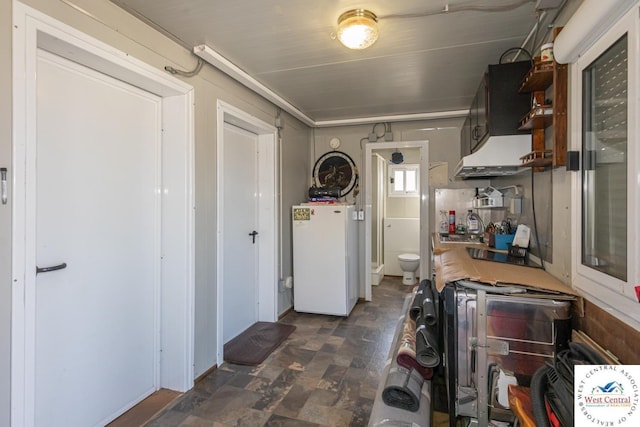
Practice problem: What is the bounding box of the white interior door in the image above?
[34,49,160,426]
[222,122,259,343]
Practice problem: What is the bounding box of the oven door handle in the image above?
[455,280,526,294]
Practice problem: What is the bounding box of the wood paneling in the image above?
[573,299,640,364]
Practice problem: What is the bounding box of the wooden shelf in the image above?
[519,105,553,130]
[517,31,567,169]
[519,60,554,93]
[520,150,553,168]
[515,28,568,169]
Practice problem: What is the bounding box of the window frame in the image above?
[571,6,640,330]
[388,163,420,197]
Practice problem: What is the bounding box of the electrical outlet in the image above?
[358,210,365,220]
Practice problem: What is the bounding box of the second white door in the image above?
[222,122,259,343]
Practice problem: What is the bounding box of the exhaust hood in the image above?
[455,134,531,178]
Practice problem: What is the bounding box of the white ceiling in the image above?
[110,0,560,125]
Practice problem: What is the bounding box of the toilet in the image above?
[398,253,420,285]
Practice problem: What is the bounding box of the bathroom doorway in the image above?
[364,141,430,300]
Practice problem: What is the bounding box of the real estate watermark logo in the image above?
[575,365,640,425]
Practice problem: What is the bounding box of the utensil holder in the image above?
[494,234,515,250]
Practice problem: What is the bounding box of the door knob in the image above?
[249,230,259,244]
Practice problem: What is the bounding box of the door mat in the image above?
[224,321,296,366]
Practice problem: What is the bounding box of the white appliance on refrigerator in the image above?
[292,204,359,316]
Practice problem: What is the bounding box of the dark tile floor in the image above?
[146,276,413,426]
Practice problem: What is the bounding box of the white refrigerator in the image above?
[292,204,359,316]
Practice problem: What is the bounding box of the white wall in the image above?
[312,119,484,248]
[278,122,310,315]
[2,0,311,402]
[312,119,468,201]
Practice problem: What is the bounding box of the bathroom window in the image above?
[388,164,419,197]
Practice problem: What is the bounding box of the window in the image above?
[572,6,640,330]
[388,164,419,197]
[581,34,628,281]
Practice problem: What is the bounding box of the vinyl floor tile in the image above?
[297,401,353,426]
[271,382,315,419]
[147,276,422,427]
[263,414,320,427]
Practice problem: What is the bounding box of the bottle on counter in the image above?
[466,210,481,234]
[448,210,456,234]
[439,210,449,234]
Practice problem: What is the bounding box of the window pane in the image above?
[405,170,417,192]
[388,164,419,197]
[581,34,627,281]
[393,170,404,192]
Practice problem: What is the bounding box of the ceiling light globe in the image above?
[337,9,378,50]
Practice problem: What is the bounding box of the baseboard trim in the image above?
[195,364,218,384]
[107,389,180,427]
[278,307,293,320]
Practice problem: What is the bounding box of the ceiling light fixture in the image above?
[336,9,379,50]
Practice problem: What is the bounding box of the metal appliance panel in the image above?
[443,282,571,425]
